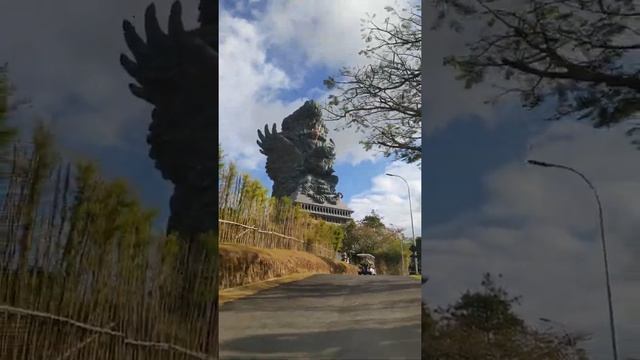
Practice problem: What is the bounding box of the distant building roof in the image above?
[289,190,353,224]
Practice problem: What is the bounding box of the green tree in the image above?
[57,160,162,309]
[341,212,410,274]
[342,218,379,255]
[62,161,100,272]
[361,210,386,229]
[341,219,358,252]
[330,225,345,252]
[432,0,640,141]
[423,273,589,359]
[324,5,422,164]
[374,233,408,275]
[304,219,343,252]
[17,122,58,273]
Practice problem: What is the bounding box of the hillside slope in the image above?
[220,244,358,289]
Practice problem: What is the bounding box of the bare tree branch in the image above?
[432,0,640,133]
[323,5,422,164]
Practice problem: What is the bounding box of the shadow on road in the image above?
[220,274,421,359]
[223,293,419,314]
[220,324,421,360]
[225,275,419,301]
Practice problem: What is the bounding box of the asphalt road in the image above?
[219,274,421,360]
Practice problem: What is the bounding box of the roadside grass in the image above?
[219,244,358,290]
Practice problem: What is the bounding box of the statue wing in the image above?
[257,124,303,183]
[198,0,216,27]
[120,2,217,181]
[120,2,216,106]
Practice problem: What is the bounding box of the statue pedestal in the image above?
[290,191,353,224]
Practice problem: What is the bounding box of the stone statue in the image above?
[120,1,217,239]
[119,1,217,356]
[257,100,343,205]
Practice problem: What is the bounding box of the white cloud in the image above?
[349,161,421,238]
[219,11,299,169]
[219,1,415,170]
[424,121,640,358]
[259,0,416,68]
[0,0,200,149]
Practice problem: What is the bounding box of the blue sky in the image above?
[219,0,422,236]
[423,114,543,227]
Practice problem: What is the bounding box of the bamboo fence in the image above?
[0,143,218,360]
[218,219,335,259]
[218,164,338,260]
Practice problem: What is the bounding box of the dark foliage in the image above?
[433,0,640,144]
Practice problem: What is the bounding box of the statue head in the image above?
[281,100,327,141]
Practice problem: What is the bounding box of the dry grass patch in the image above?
[219,244,357,289]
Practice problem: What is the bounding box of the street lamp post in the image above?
[386,173,419,275]
[527,159,618,360]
